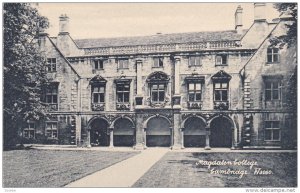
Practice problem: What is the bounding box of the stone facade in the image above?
[22,4,296,149]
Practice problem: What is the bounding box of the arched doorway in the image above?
[113,118,135,147]
[184,117,206,147]
[146,117,171,147]
[90,118,109,146]
[210,117,233,147]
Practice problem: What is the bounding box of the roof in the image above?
[74,30,248,48]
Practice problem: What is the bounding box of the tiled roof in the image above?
[74,30,248,48]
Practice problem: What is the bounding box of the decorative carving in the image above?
[91,103,105,111]
[83,41,239,56]
[116,102,130,110]
[187,101,202,109]
[146,71,169,82]
[48,104,58,111]
[90,74,107,84]
[211,70,232,81]
[214,101,229,110]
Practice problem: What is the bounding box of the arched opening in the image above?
[90,118,109,146]
[113,118,135,147]
[146,117,171,147]
[210,117,233,147]
[184,117,206,147]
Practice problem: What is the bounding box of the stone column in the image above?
[174,56,181,95]
[204,126,211,150]
[109,128,114,148]
[173,56,181,108]
[135,58,144,107]
[172,111,182,150]
[87,129,91,148]
[181,128,185,149]
[134,114,145,150]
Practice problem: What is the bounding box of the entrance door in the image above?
[210,117,233,147]
[184,117,206,147]
[114,118,135,147]
[146,117,171,147]
[90,118,109,146]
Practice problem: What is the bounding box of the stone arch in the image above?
[182,116,207,147]
[181,114,207,129]
[87,116,110,129]
[144,115,172,147]
[109,116,135,129]
[143,114,172,129]
[88,117,110,147]
[112,117,135,147]
[208,114,234,148]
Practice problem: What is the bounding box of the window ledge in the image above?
[266,62,280,64]
[215,64,228,67]
[152,66,164,69]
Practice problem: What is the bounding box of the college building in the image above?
[22,3,297,149]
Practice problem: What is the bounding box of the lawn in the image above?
[3,149,139,188]
[133,152,297,188]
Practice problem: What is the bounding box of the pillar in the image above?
[109,128,114,148]
[181,128,185,149]
[87,129,91,148]
[173,56,181,108]
[135,58,144,107]
[174,56,181,95]
[172,112,182,150]
[136,58,143,96]
[134,114,146,150]
[204,126,211,150]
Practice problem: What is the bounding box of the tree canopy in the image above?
[4,3,49,147]
[271,3,297,48]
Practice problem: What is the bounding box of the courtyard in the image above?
[2,148,297,188]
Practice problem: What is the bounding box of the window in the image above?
[267,48,279,63]
[214,82,228,101]
[24,122,35,138]
[118,59,129,69]
[94,60,106,70]
[47,58,56,72]
[153,57,164,67]
[265,80,281,101]
[92,85,105,103]
[46,86,58,104]
[189,56,201,66]
[188,83,202,101]
[151,84,165,102]
[46,122,58,139]
[265,121,280,141]
[216,54,228,66]
[117,84,130,102]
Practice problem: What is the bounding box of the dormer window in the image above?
[216,54,228,66]
[267,48,279,63]
[153,57,164,67]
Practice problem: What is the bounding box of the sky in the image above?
[37,3,279,39]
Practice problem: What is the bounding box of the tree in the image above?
[271,3,297,48]
[3,3,49,149]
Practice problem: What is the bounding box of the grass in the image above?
[133,152,297,188]
[3,149,139,188]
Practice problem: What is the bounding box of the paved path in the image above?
[65,148,168,187]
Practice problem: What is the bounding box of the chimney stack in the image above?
[254,3,266,22]
[235,5,243,34]
[59,14,69,35]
